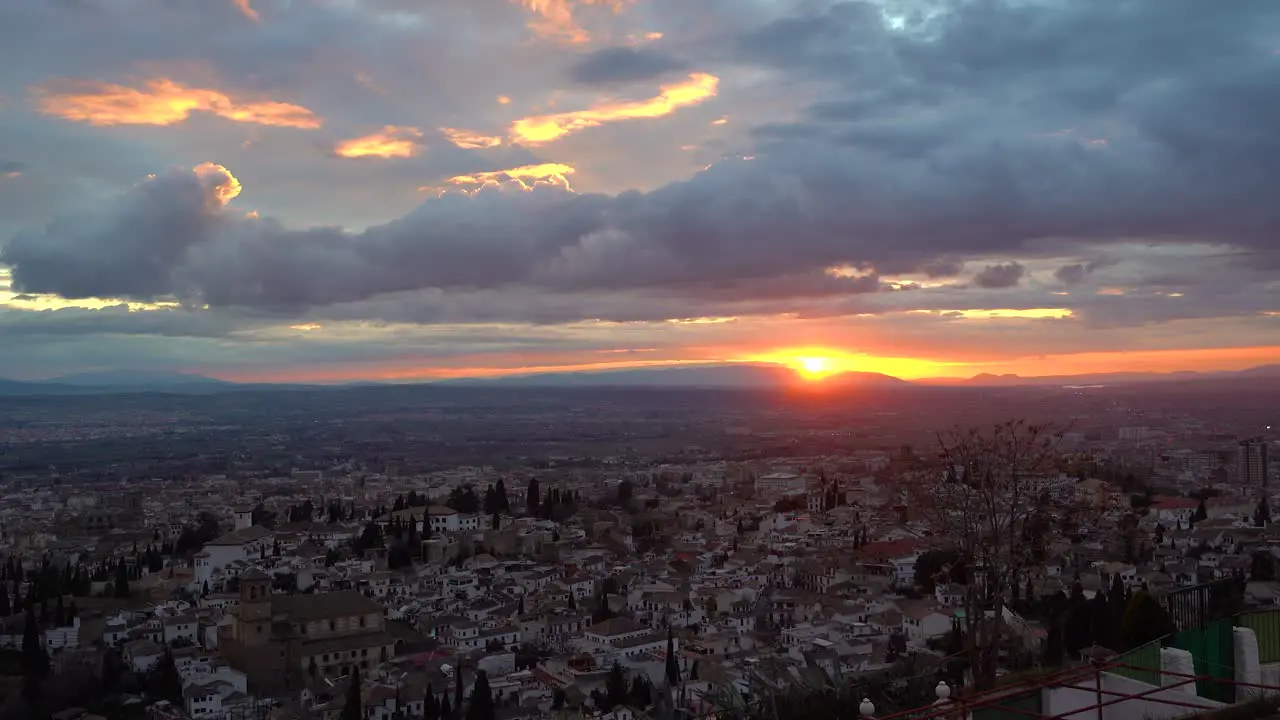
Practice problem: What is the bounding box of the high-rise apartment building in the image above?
[1238,437,1270,487]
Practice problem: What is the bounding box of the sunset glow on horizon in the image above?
[172,343,1280,387]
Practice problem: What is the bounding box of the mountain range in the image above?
[439,363,908,388]
[1,363,1278,395]
[916,364,1280,387]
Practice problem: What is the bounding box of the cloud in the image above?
[1054,263,1089,285]
[193,162,243,205]
[2,163,243,300]
[231,0,260,22]
[567,46,690,85]
[920,259,966,279]
[333,126,423,159]
[509,72,719,144]
[0,160,24,178]
[445,163,576,192]
[32,78,321,128]
[439,128,504,150]
[973,262,1026,289]
[1054,257,1120,285]
[514,0,632,45]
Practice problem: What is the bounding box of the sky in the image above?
[0,0,1278,383]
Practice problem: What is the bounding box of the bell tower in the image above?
[237,568,273,645]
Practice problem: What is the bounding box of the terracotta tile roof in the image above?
[271,590,382,621]
[300,631,394,656]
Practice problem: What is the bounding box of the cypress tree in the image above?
[156,648,183,703]
[526,478,540,518]
[629,674,652,708]
[454,663,463,714]
[342,667,362,720]
[425,684,439,720]
[495,478,510,513]
[605,662,626,710]
[466,670,495,720]
[1255,498,1272,527]
[114,559,131,598]
[21,605,49,706]
[665,627,680,686]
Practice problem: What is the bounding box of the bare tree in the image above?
[908,419,1071,690]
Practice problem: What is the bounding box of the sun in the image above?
[795,356,837,380]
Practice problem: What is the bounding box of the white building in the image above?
[755,472,806,497]
[901,605,954,642]
[123,638,165,673]
[231,506,254,531]
[163,614,199,645]
[44,616,81,650]
[193,526,273,588]
[584,617,652,647]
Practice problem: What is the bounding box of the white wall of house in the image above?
[903,613,952,642]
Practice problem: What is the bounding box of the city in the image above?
[0,375,1277,719]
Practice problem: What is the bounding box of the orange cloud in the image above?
[510,72,719,145]
[192,162,243,206]
[443,163,576,192]
[439,127,504,150]
[513,0,631,44]
[333,126,423,159]
[231,0,260,22]
[32,78,321,129]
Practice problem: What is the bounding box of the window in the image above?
[361,648,368,657]
[329,620,336,631]
[360,616,366,627]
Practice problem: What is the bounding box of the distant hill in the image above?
[920,364,1280,387]
[0,378,79,396]
[47,370,230,387]
[0,371,315,396]
[438,363,910,389]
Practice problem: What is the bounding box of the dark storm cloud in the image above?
[3,0,1279,317]
[3,166,226,300]
[567,46,691,85]
[1055,263,1088,285]
[973,262,1025,289]
[919,259,966,279]
[1054,256,1122,285]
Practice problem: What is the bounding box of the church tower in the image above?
[237,567,273,645]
